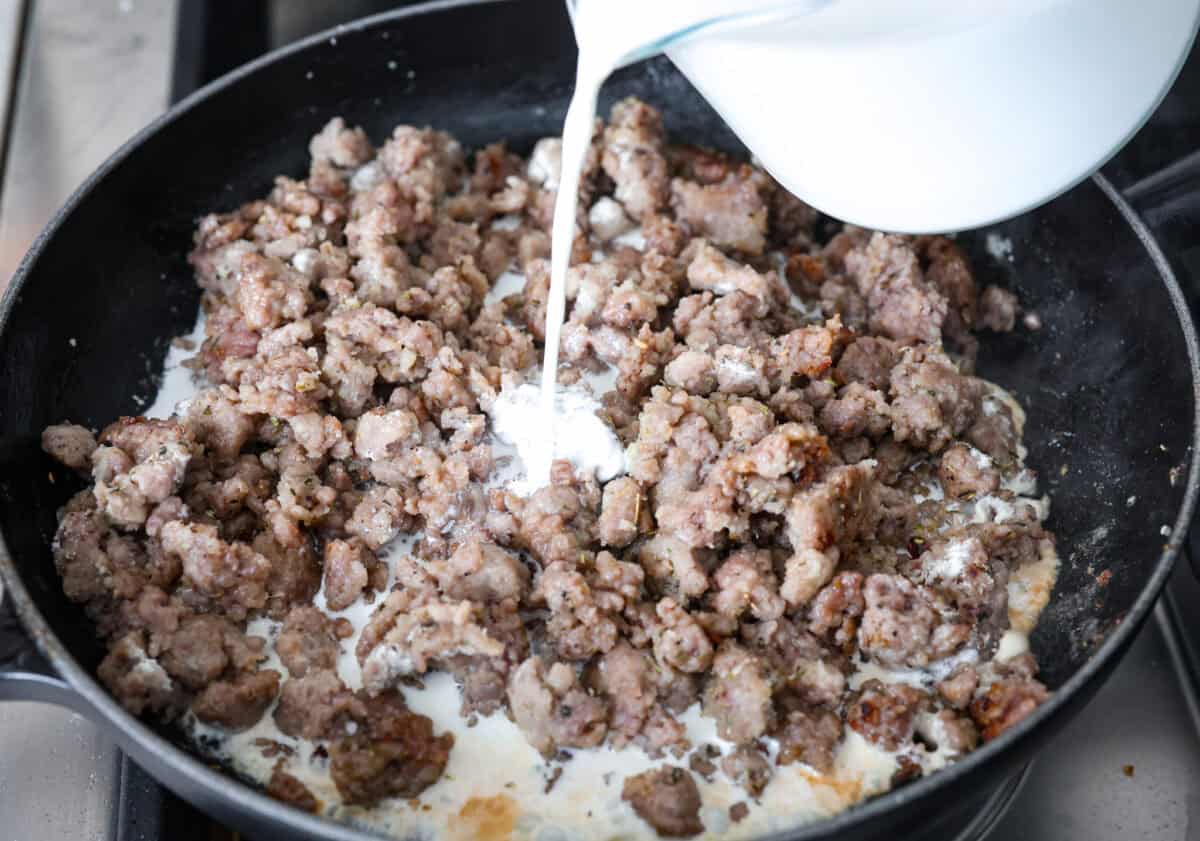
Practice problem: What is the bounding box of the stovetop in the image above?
[1,2,1199,840]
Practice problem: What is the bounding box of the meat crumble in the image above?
[41,98,1057,839]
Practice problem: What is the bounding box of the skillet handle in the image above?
[0,587,83,710]
[1121,151,1200,580]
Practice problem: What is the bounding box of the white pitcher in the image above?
[568,0,1200,233]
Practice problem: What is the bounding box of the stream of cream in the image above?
[534,57,608,490]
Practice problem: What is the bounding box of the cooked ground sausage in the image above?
[970,656,1050,741]
[40,97,1052,837]
[621,766,704,838]
[846,679,929,751]
[329,691,454,806]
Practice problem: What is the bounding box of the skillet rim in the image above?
[0,2,1197,839]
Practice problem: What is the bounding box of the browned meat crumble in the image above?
[41,98,1055,837]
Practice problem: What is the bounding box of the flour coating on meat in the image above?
[41,99,1057,840]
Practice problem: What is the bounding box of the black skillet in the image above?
[1,1,1198,839]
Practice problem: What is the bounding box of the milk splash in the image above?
[490,379,625,496]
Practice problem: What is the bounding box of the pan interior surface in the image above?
[0,1,1193,839]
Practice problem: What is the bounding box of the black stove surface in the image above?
[33,2,1200,839]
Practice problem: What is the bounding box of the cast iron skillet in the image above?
[0,1,1198,839]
